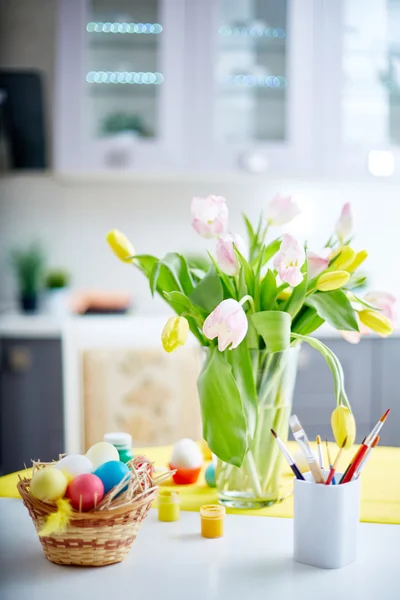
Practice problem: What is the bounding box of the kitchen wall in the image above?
[0,175,398,314]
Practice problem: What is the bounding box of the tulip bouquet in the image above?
[107,195,395,507]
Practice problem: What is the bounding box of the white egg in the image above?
[55,454,93,481]
[85,442,119,470]
[171,438,203,469]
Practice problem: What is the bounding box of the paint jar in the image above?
[200,504,226,538]
[158,490,181,522]
[103,432,133,464]
[293,470,360,569]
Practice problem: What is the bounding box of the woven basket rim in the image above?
[18,472,158,521]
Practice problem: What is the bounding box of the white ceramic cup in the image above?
[293,470,360,569]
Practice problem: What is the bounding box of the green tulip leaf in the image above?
[291,306,324,336]
[251,310,291,352]
[228,339,258,439]
[150,253,194,297]
[189,267,223,313]
[234,247,255,297]
[259,269,277,311]
[306,289,359,332]
[197,348,249,467]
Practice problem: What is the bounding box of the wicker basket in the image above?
[18,457,159,567]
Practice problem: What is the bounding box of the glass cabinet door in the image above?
[55,0,185,171]
[86,0,163,146]
[322,0,400,177]
[188,0,315,173]
[216,0,288,145]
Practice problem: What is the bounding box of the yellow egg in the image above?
[85,442,119,470]
[30,467,68,501]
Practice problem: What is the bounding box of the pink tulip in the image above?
[273,234,305,287]
[191,195,228,239]
[307,248,331,279]
[216,233,246,276]
[203,299,248,351]
[335,203,353,241]
[364,291,396,324]
[265,194,301,226]
[340,290,396,344]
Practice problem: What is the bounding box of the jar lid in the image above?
[104,432,132,449]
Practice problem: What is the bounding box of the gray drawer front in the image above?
[373,339,400,447]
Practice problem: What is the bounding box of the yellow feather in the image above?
[38,497,73,537]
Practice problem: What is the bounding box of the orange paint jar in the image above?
[200,504,226,538]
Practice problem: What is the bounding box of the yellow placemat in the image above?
[1,443,399,524]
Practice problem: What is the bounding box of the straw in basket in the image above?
[18,456,167,567]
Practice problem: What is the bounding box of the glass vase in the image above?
[216,347,299,509]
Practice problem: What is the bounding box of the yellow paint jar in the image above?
[200,504,226,538]
[158,490,180,522]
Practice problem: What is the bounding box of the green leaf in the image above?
[262,239,281,266]
[346,291,381,311]
[306,289,359,332]
[150,253,194,297]
[207,252,237,299]
[243,214,257,250]
[283,259,308,319]
[188,266,223,313]
[291,333,349,408]
[132,254,158,278]
[260,269,277,311]
[229,340,258,440]
[234,247,255,297]
[197,348,249,467]
[163,291,207,320]
[291,306,324,336]
[251,311,291,352]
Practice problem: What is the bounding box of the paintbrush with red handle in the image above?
[325,437,347,485]
[340,409,390,484]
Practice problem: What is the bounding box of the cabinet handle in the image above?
[7,347,32,372]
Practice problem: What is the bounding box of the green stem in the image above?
[244,451,263,498]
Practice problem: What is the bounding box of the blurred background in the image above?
[0,0,399,474]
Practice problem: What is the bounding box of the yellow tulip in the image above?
[161,316,189,352]
[106,229,135,262]
[278,288,292,301]
[359,310,393,336]
[316,270,350,292]
[347,249,368,273]
[331,246,355,270]
[331,405,356,448]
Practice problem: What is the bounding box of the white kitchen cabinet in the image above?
[320,0,400,179]
[55,0,186,172]
[55,0,316,175]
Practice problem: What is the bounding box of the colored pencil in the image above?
[325,437,347,485]
[341,410,390,484]
[271,429,305,480]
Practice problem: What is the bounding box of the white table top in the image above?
[0,499,399,600]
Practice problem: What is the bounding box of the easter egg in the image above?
[205,462,216,487]
[94,461,130,495]
[55,454,93,482]
[30,467,68,502]
[86,442,119,470]
[170,438,203,469]
[67,473,104,511]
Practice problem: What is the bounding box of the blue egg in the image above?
[205,462,216,487]
[94,461,130,494]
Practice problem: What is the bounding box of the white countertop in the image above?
[0,499,399,600]
[1,312,393,340]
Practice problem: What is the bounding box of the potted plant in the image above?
[44,269,71,316]
[10,242,45,313]
[106,196,395,508]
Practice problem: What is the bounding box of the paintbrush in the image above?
[289,415,325,484]
[316,435,324,469]
[325,439,336,485]
[341,409,390,484]
[355,435,380,479]
[271,429,305,480]
[325,437,347,485]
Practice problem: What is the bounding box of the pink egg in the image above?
[67,473,104,511]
